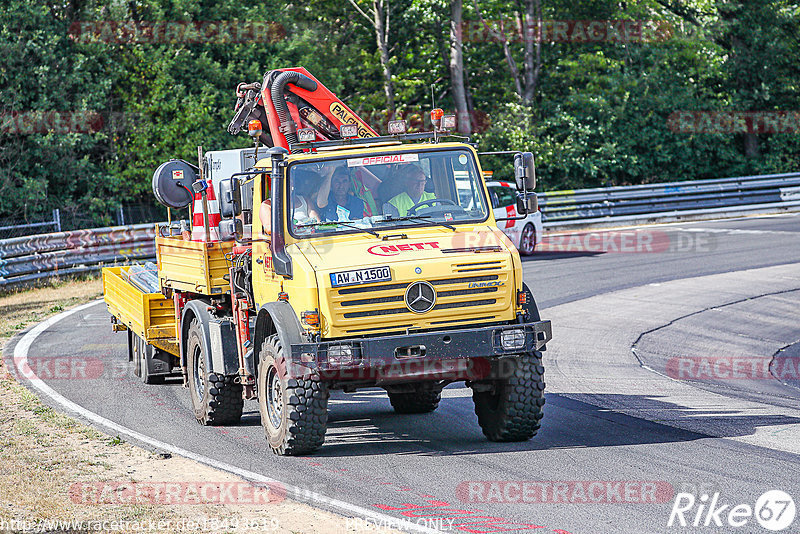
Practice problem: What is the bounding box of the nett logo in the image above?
[367,242,440,256]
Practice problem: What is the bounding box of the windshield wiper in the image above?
[382,214,456,231]
[296,221,380,238]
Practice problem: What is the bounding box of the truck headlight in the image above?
[500,329,526,351]
[327,345,354,366]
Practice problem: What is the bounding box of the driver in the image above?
[384,165,435,217]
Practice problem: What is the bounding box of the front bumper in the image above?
[289,320,552,381]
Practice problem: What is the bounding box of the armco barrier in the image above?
[0,223,157,290]
[2,172,800,288]
[539,172,800,226]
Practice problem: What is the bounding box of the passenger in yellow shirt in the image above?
[384,166,435,217]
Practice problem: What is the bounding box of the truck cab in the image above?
[229,140,552,454]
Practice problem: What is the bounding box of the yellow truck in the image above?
[103,68,552,455]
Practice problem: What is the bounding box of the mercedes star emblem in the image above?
[405,281,436,313]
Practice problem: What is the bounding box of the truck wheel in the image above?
[387,387,441,414]
[472,351,545,441]
[257,334,328,455]
[186,319,243,425]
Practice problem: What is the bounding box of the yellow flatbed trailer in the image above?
[102,266,178,356]
[102,234,238,382]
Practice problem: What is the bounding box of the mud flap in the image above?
[180,301,239,377]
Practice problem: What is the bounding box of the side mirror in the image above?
[513,152,536,190]
[517,192,538,215]
[218,177,242,218]
[259,200,272,235]
[218,218,243,241]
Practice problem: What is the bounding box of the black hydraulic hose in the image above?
[269,70,317,153]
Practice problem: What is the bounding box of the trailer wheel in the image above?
[133,335,165,385]
[387,387,441,414]
[472,351,545,441]
[131,331,142,379]
[257,334,328,455]
[186,319,243,425]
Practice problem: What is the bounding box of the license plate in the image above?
[330,266,392,287]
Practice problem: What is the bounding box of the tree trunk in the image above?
[521,0,541,105]
[472,0,526,102]
[449,0,471,134]
[374,0,396,120]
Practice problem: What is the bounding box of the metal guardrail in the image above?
[539,172,800,225]
[2,172,799,289]
[0,223,156,290]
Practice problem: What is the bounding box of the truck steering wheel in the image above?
[407,198,456,215]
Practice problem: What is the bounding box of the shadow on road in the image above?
[521,251,604,261]
[199,388,800,458]
[280,390,734,458]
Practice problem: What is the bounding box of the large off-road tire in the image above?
[472,351,545,441]
[258,334,329,455]
[186,319,243,425]
[387,386,441,414]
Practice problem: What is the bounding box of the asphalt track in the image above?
[7,212,800,534]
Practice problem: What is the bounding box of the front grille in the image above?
[433,298,496,310]
[344,307,407,318]
[338,281,409,295]
[341,285,498,308]
[453,260,504,273]
[345,324,414,334]
[327,261,513,334]
[343,297,497,319]
[337,274,498,295]
[430,315,496,325]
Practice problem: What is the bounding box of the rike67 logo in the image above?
[668,490,796,531]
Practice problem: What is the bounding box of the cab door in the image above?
[251,167,282,307]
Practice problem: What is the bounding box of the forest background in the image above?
[1,0,797,228]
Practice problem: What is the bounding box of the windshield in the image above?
[288,149,488,237]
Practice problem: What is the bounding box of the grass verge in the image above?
[0,277,398,534]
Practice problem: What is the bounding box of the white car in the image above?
[487,181,543,255]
